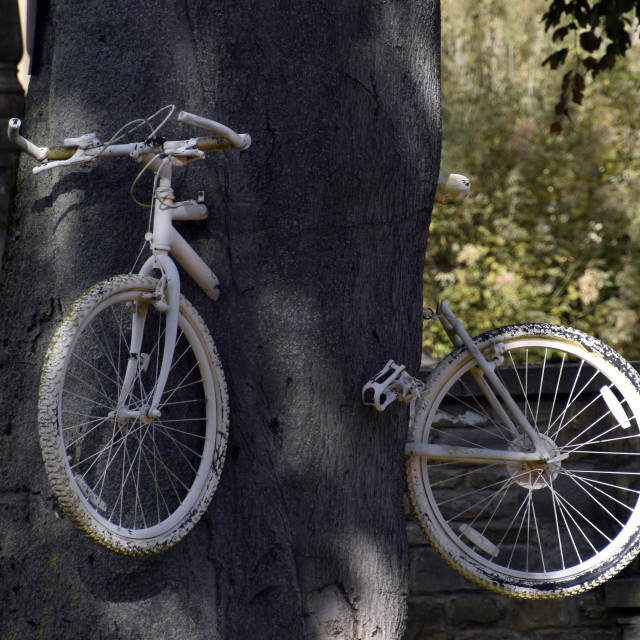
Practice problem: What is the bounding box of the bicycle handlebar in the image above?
[8,118,49,161]
[7,110,251,173]
[178,111,251,150]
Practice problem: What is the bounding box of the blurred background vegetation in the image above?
[424,0,640,361]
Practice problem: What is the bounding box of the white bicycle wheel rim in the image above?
[40,276,228,552]
[408,327,640,595]
[64,294,216,540]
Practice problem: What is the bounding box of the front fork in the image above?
[112,252,180,422]
[362,302,554,462]
[112,157,210,424]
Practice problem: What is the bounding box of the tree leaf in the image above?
[572,87,584,104]
[580,30,602,52]
[550,120,564,134]
[543,48,569,69]
[552,25,572,42]
[582,55,599,71]
[555,96,569,116]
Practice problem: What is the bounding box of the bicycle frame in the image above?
[433,302,556,462]
[9,109,248,425]
[363,303,562,464]
[8,108,247,554]
[113,154,218,422]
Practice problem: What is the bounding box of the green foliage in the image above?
[424,0,640,360]
[541,0,640,131]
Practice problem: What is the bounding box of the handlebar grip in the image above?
[8,118,49,161]
[178,111,251,150]
[47,146,79,161]
[196,137,236,151]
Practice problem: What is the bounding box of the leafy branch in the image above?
[542,0,639,132]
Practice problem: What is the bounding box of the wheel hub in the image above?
[506,433,561,490]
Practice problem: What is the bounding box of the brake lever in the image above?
[32,149,96,174]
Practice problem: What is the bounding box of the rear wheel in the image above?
[38,274,229,554]
[406,323,640,598]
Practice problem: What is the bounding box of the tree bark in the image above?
[0,1,440,638]
[0,0,24,279]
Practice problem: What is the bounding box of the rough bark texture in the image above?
[0,0,24,278]
[0,1,440,638]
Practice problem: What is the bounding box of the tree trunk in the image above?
[0,0,24,278]
[0,1,440,638]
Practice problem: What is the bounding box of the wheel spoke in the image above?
[39,276,228,553]
[408,323,640,596]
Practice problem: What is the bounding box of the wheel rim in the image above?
[56,288,220,541]
[419,333,640,584]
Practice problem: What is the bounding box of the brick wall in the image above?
[405,503,640,639]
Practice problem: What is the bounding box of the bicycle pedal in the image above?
[363,360,424,411]
[362,360,402,411]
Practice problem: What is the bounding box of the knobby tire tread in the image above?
[38,274,229,555]
[406,322,640,598]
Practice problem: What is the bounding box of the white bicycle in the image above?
[11,111,640,598]
[364,301,640,598]
[9,106,250,555]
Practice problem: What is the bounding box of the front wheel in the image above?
[38,275,229,555]
[406,323,640,598]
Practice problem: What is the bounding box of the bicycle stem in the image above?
[438,302,552,461]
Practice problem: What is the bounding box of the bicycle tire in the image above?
[38,274,229,555]
[406,323,640,598]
